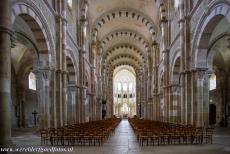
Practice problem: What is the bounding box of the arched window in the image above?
[129,83,133,91]
[29,72,36,90]
[209,73,216,91]
[68,0,72,9]
[123,83,127,91]
[118,83,121,91]
[122,103,128,113]
[174,0,180,9]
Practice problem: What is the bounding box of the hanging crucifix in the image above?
[32,110,38,126]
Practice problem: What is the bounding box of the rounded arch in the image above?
[192,1,230,68]
[84,70,90,90]
[159,69,164,91]
[103,43,146,60]
[92,8,157,36]
[171,56,181,84]
[101,29,149,49]
[110,62,140,75]
[206,33,229,71]
[11,1,55,67]
[105,54,143,69]
[113,65,136,77]
[170,49,181,83]
[65,48,79,84]
[66,56,77,85]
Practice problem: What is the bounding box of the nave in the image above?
[1,0,230,154]
[10,119,230,154]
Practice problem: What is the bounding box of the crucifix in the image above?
[32,110,38,126]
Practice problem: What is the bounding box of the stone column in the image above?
[193,68,208,127]
[55,0,67,127]
[136,75,140,118]
[97,76,102,120]
[79,0,88,123]
[66,84,77,124]
[34,68,52,129]
[0,0,12,146]
[42,69,52,128]
[55,70,63,127]
[62,70,68,126]
[179,0,192,125]
[170,84,181,123]
[61,0,68,126]
[91,42,97,121]
[160,3,170,122]
[49,69,57,128]
[152,41,159,121]
[75,86,80,123]
[147,47,153,120]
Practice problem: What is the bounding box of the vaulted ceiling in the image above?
[88,0,160,76]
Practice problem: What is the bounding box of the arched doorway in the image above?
[11,12,51,133]
[171,56,181,123]
[113,66,136,118]
[66,56,77,124]
[208,35,230,127]
[193,4,230,126]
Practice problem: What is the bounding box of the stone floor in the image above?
[9,119,230,154]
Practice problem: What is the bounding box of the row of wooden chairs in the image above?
[128,118,214,146]
[40,118,121,146]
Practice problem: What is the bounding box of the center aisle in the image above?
[78,119,228,154]
[11,119,229,154]
[79,118,139,154]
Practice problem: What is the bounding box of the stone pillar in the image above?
[152,40,159,121]
[193,68,208,127]
[67,84,78,124]
[79,0,88,123]
[49,69,57,128]
[91,42,97,121]
[147,47,153,120]
[136,76,140,118]
[97,76,102,120]
[55,0,67,127]
[0,0,12,146]
[159,2,170,122]
[62,70,67,126]
[34,68,52,129]
[179,0,191,125]
[42,69,52,128]
[170,84,181,123]
[75,86,80,123]
[61,0,68,126]
[55,70,63,127]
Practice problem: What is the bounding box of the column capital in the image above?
[178,15,190,24]
[152,40,158,46]
[67,84,80,91]
[191,67,208,73]
[160,17,168,23]
[162,48,169,53]
[79,49,86,54]
[169,83,181,87]
[55,14,67,23]
[0,25,14,36]
[0,25,16,48]
[80,17,88,23]
[192,68,208,79]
